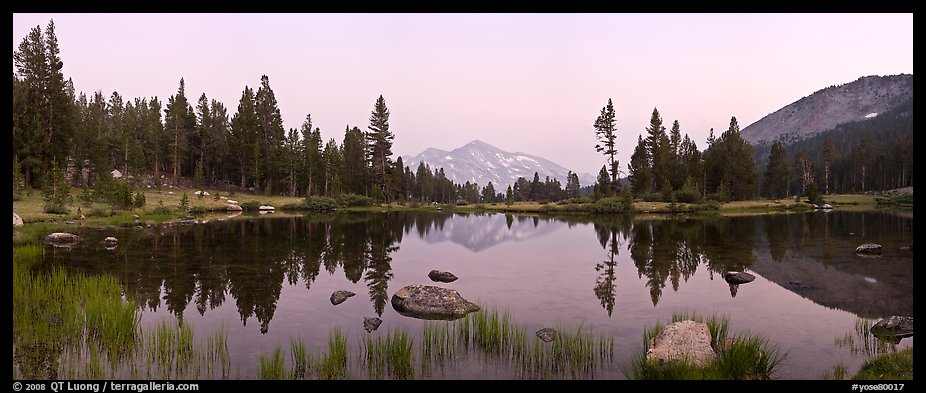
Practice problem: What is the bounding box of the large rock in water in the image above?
[391,285,479,320]
[45,232,81,246]
[101,236,118,250]
[723,271,756,285]
[856,243,883,255]
[646,320,717,368]
[428,270,458,283]
[330,290,355,305]
[13,213,24,228]
[227,204,243,212]
[870,316,913,340]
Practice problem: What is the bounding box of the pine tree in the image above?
[822,136,834,195]
[366,95,394,202]
[255,75,285,195]
[593,98,618,195]
[594,165,611,200]
[165,78,195,181]
[506,185,513,206]
[481,182,496,203]
[230,86,259,189]
[42,156,70,214]
[645,108,670,193]
[764,141,790,199]
[628,135,651,196]
[13,155,24,200]
[342,125,367,196]
[194,160,205,196]
[530,172,541,201]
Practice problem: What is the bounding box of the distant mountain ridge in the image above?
[741,74,913,144]
[401,140,597,189]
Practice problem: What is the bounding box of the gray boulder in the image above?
[330,290,355,305]
[364,317,383,333]
[646,320,717,368]
[227,204,243,211]
[536,328,556,343]
[45,232,80,246]
[821,204,833,210]
[428,270,458,283]
[870,316,913,340]
[391,285,479,320]
[856,243,882,255]
[13,213,24,228]
[723,271,755,285]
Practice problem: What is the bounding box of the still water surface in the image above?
[36,210,913,379]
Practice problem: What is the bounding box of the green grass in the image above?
[823,364,849,380]
[851,347,913,380]
[259,345,290,380]
[319,328,349,380]
[625,313,786,380]
[362,328,414,379]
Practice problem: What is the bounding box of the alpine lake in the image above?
[13,209,913,380]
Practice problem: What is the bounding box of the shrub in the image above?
[695,200,722,211]
[189,205,207,215]
[240,201,262,212]
[152,200,172,215]
[178,193,190,210]
[586,197,626,214]
[408,201,421,208]
[133,192,146,208]
[78,183,95,207]
[43,204,69,215]
[539,204,556,213]
[705,192,731,203]
[337,193,375,207]
[456,201,469,206]
[108,180,135,209]
[642,193,663,203]
[304,196,338,212]
[676,189,701,204]
[88,207,110,217]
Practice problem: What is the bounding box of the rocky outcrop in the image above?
[330,290,355,305]
[536,328,556,343]
[391,285,479,320]
[364,317,382,333]
[870,316,913,340]
[13,213,24,228]
[646,320,717,367]
[45,232,80,246]
[856,243,882,255]
[428,270,458,283]
[723,271,756,285]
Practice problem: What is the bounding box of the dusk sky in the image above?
[13,13,913,176]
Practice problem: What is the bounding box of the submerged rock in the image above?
[364,317,383,333]
[330,290,355,305]
[646,320,717,368]
[45,232,80,246]
[723,271,755,285]
[13,212,24,228]
[856,243,882,255]
[870,316,913,340]
[391,285,479,320]
[428,270,458,283]
[536,328,556,343]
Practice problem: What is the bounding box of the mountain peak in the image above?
[402,141,596,189]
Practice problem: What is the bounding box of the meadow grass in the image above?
[851,347,913,380]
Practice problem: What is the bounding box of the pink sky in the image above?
[12,13,913,176]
